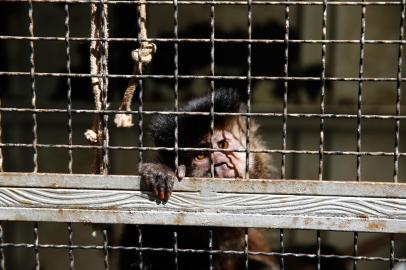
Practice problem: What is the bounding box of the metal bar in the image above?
[244,227,248,270]
[0,208,405,233]
[5,35,406,44]
[4,0,406,5]
[208,229,213,270]
[28,0,38,173]
[0,173,405,196]
[4,71,406,82]
[0,144,405,158]
[281,0,290,180]
[390,233,395,270]
[209,0,215,178]
[103,227,109,270]
[394,0,405,183]
[137,1,144,166]
[354,4,366,270]
[67,222,74,270]
[0,176,403,232]
[1,108,406,120]
[173,230,178,270]
[279,229,285,270]
[245,0,252,180]
[0,242,404,262]
[33,222,40,270]
[0,224,5,270]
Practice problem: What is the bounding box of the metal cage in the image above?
[0,0,405,269]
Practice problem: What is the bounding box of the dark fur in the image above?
[150,88,248,169]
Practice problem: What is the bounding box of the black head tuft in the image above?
[149,89,248,160]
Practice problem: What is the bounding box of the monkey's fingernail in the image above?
[158,191,165,201]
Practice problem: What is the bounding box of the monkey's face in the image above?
[188,128,249,178]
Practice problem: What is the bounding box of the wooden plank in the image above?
[0,173,405,232]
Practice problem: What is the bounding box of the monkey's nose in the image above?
[214,162,234,178]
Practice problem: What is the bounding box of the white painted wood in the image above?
[0,173,405,232]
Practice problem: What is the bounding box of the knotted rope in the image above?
[114,2,156,128]
[84,2,109,174]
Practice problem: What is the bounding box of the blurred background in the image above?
[0,1,405,269]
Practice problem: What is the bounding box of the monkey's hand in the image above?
[140,163,186,201]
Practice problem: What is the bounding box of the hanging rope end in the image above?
[84,129,99,143]
[114,113,134,128]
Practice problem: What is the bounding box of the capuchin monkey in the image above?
[120,89,278,270]
[142,88,277,201]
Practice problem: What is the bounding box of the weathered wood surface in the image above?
[0,173,405,233]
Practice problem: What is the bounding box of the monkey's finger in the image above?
[153,187,159,197]
[158,190,165,201]
[164,191,171,201]
[176,164,186,180]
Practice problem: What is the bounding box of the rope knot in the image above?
[131,42,157,64]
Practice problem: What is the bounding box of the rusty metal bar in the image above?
[0,173,405,232]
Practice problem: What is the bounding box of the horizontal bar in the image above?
[2,35,406,44]
[0,143,405,157]
[4,0,405,6]
[1,173,405,197]
[0,71,405,82]
[0,173,405,232]
[1,107,406,119]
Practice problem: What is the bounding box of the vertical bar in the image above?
[389,234,395,270]
[137,1,144,166]
[209,0,215,178]
[173,0,179,172]
[28,0,38,173]
[394,0,405,183]
[317,3,327,270]
[136,225,144,269]
[357,0,366,183]
[281,0,290,180]
[172,3,179,268]
[99,0,109,174]
[103,227,109,270]
[209,229,214,270]
[245,0,252,179]
[0,224,5,270]
[67,223,74,270]
[244,228,249,270]
[0,98,3,172]
[29,2,40,268]
[316,231,321,270]
[279,229,285,270]
[33,222,40,270]
[64,4,75,269]
[173,231,178,270]
[354,3,366,270]
[353,231,358,270]
[319,0,327,181]
[65,2,73,174]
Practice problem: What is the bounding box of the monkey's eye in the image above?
[217,140,229,149]
[195,152,207,160]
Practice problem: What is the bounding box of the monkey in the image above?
[120,88,279,270]
[142,88,277,201]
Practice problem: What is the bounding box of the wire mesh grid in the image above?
[0,0,405,269]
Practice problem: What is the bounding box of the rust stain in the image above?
[357,214,369,219]
[174,212,186,225]
[368,222,386,231]
[50,183,59,188]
